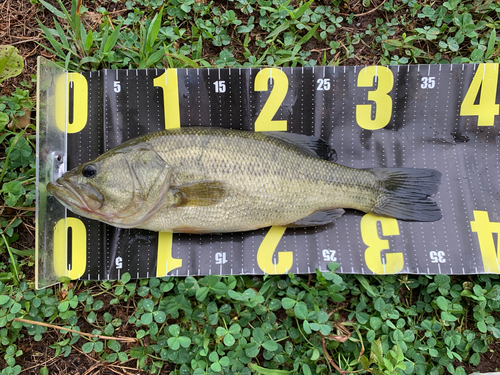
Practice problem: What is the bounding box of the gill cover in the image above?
[110,149,173,227]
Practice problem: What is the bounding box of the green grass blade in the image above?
[266,21,292,42]
[192,36,202,60]
[55,0,71,21]
[486,28,496,60]
[255,48,270,65]
[166,52,199,68]
[38,0,66,18]
[1,234,19,283]
[8,248,35,256]
[297,22,320,45]
[64,51,72,70]
[79,56,101,70]
[53,19,70,49]
[292,0,314,20]
[84,28,93,52]
[141,47,165,68]
[249,363,291,375]
[37,21,65,57]
[147,5,164,53]
[70,0,80,36]
[103,21,123,54]
[355,275,379,297]
[165,55,175,68]
[198,59,212,68]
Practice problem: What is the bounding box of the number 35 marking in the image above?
[421,76,435,89]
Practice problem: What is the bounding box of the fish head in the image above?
[47,148,173,228]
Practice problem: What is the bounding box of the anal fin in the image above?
[285,208,345,228]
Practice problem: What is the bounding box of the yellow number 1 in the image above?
[153,69,181,129]
[154,69,183,276]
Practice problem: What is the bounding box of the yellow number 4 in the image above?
[460,64,499,126]
[470,210,500,273]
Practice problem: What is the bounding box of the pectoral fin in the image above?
[171,181,227,207]
[285,208,345,227]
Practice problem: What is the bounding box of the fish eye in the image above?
[82,164,97,178]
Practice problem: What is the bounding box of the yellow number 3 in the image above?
[356,66,394,130]
[360,214,403,274]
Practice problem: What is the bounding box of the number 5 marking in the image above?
[154,69,183,276]
[356,66,394,130]
[254,68,289,132]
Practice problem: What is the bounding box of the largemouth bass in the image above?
[47,127,441,233]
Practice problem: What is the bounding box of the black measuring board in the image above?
[41,63,500,281]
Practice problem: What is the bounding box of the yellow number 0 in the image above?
[154,69,183,276]
[53,218,87,278]
[360,214,403,274]
[356,66,394,130]
[55,73,88,133]
[53,73,89,279]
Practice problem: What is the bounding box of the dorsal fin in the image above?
[264,132,337,162]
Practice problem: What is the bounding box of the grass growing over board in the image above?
[1,0,500,373]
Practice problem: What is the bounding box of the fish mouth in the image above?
[47,178,103,216]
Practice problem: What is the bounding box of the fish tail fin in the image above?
[368,167,442,222]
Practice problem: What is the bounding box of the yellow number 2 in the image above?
[256,226,293,274]
[253,69,291,274]
[254,68,289,132]
[460,63,499,126]
[356,66,394,130]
